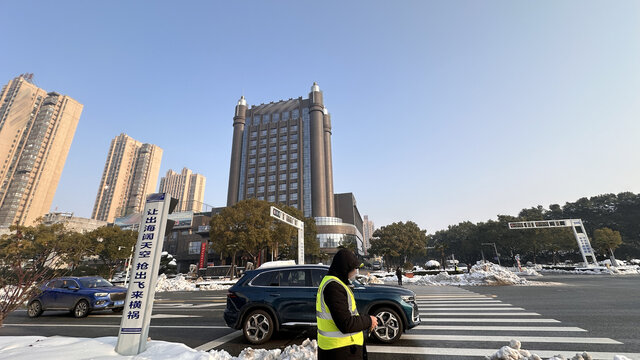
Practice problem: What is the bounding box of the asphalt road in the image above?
[1,274,639,359]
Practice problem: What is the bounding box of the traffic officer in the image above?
[316,249,378,359]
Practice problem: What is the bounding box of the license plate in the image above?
[115,300,124,306]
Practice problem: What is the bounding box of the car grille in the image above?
[110,292,126,301]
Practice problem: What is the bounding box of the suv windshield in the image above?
[79,278,113,288]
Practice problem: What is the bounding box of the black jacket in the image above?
[318,249,371,360]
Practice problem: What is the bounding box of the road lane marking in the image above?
[87,314,201,318]
[414,325,587,332]
[416,300,503,304]
[421,312,540,316]
[195,330,242,351]
[2,324,230,329]
[367,346,640,359]
[416,296,494,299]
[401,334,621,344]
[420,318,560,323]
[418,307,524,311]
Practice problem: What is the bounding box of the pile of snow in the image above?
[486,339,631,360]
[425,260,440,268]
[512,267,542,277]
[0,336,317,360]
[629,259,640,265]
[379,263,530,286]
[154,274,233,292]
[356,273,383,284]
[538,266,640,275]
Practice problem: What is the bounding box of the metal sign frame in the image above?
[270,206,304,265]
[115,193,172,355]
[508,218,598,266]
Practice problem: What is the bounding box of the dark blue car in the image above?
[224,264,420,345]
[27,276,127,318]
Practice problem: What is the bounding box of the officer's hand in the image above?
[369,315,378,331]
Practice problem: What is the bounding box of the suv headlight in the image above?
[94,292,108,297]
[401,295,415,303]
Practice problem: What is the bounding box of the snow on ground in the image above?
[0,336,632,360]
[374,263,532,286]
[155,274,234,292]
[0,336,316,360]
[535,265,640,276]
[485,340,632,360]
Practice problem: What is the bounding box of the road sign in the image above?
[507,219,597,266]
[270,206,304,264]
[115,193,172,355]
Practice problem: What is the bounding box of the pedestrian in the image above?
[396,267,403,286]
[316,249,378,360]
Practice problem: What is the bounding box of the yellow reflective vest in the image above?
[316,275,364,350]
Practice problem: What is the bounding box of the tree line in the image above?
[428,192,640,266]
[367,192,640,268]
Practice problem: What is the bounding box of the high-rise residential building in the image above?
[363,215,375,255]
[158,167,206,212]
[91,133,162,222]
[0,74,83,227]
[227,83,363,254]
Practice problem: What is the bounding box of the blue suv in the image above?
[224,264,420,344]
[27,276,127,318]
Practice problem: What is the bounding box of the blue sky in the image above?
[1,1,638,233]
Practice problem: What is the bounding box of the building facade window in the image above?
[290,182,298,190]
[188,242,201,255]
[279,173,287,181]
[279,194,286,202]
[267,195,275,202]
[268,185,275,192]
[258,176,265,183]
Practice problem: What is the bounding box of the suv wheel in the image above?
[28,300,43,318]
[73,300,90,318]
[370,307,403,343]
[243,309,274,344]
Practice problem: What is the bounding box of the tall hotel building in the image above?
[91,133,162,222]
[227,83,363,252]
[158,167,206,212]
[0,74,83,227]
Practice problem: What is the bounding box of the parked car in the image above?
[223,264,420,345]
[371,260,382,270]
[27,276,127,318]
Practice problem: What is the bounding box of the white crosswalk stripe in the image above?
[379,287,634,359]
[414,325,587,332]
